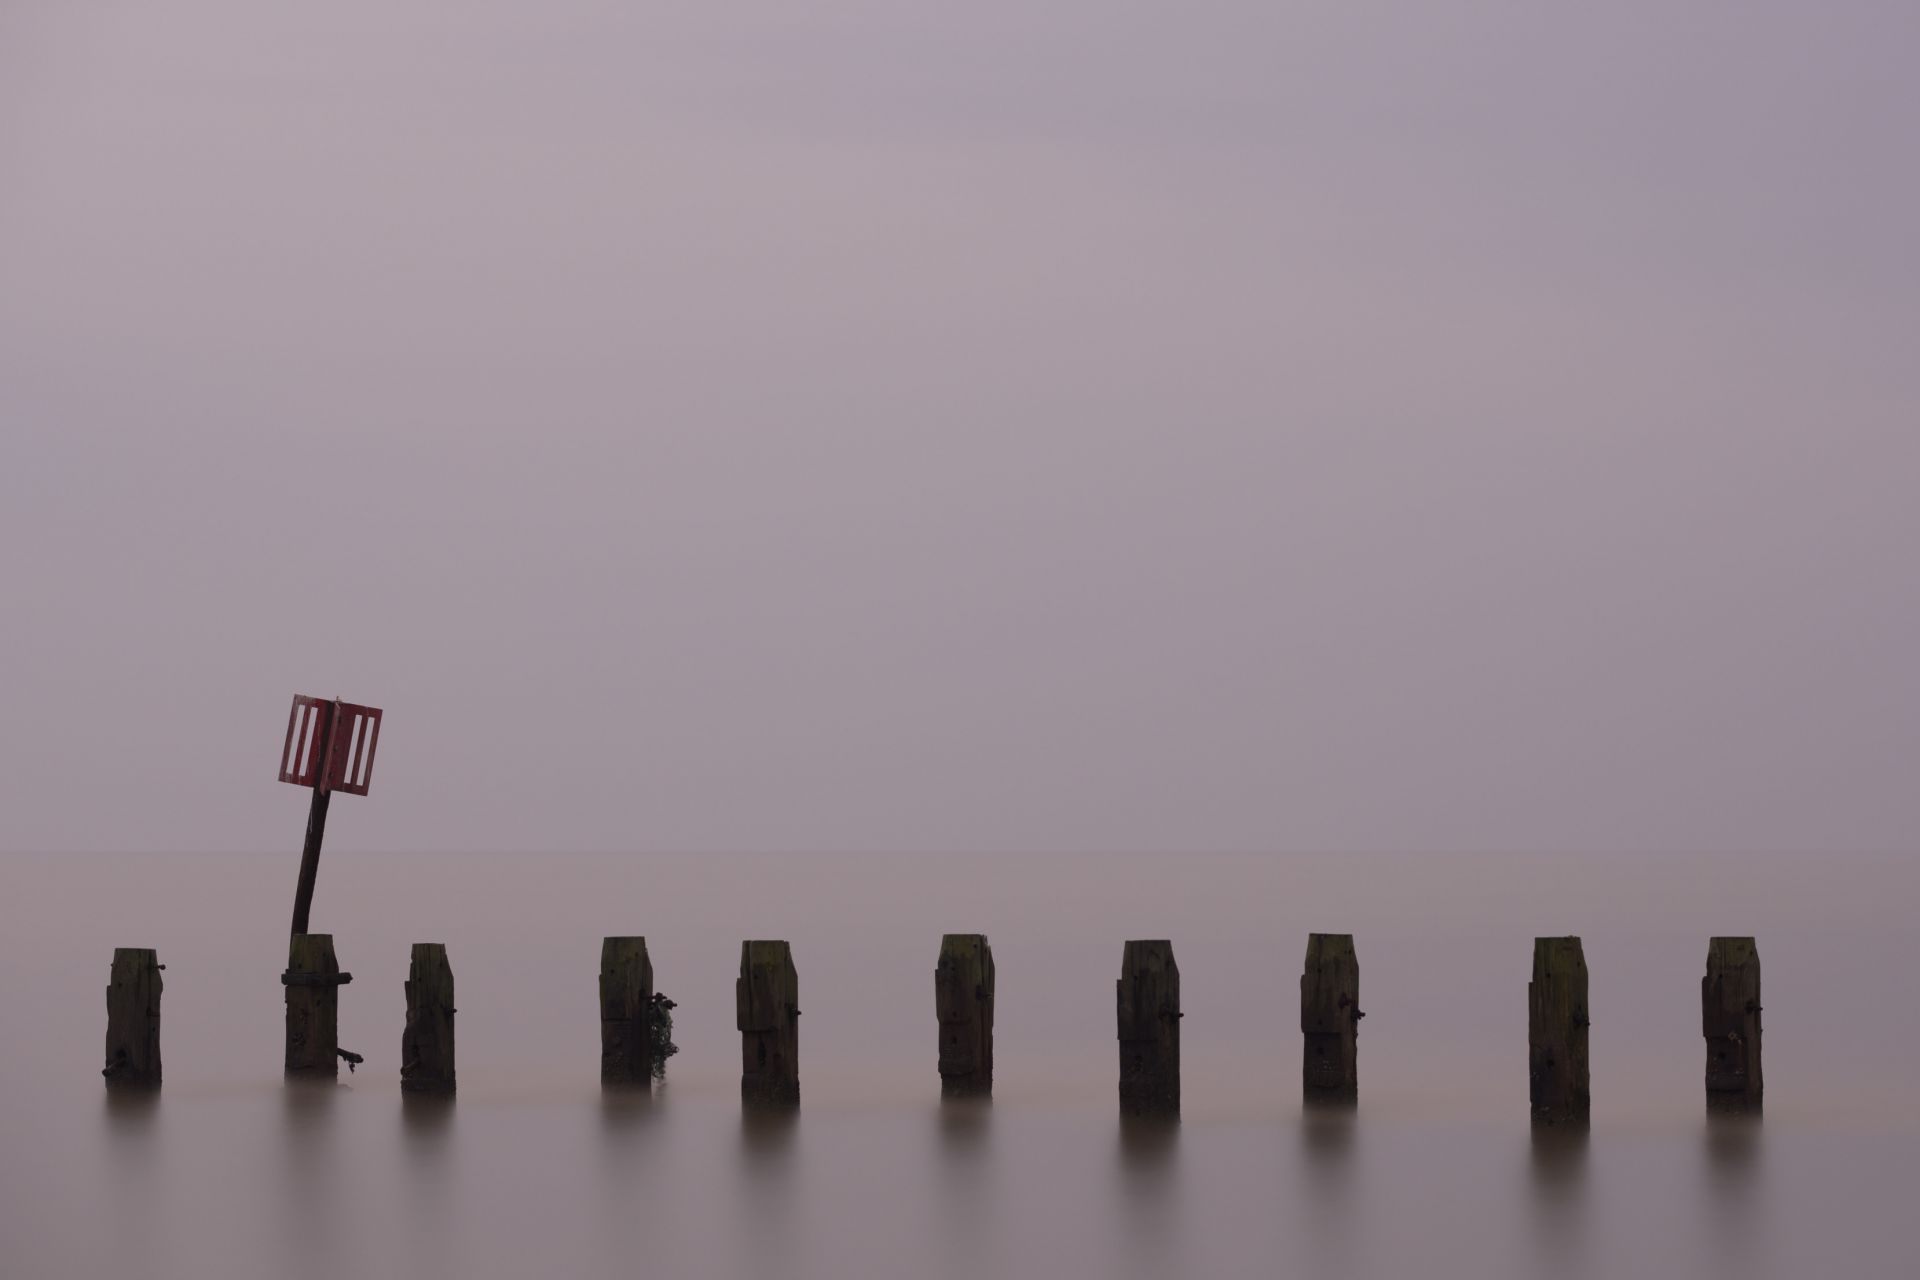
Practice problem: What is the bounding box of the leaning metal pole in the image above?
[289,698,339,936]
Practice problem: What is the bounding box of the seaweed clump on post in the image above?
[649,992,678,1081]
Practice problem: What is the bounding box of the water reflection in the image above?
[734,1105,801,1275]
[401,1092,454,1139]
[738,1102,800,1162]
[1703,1112,1765,1276]
[594,1085,664,1221]
[101,1087,163,1253]
[400,1092,455,1171]
[279,1082,347,1273]
[102,1086,160,1134]
[396,1091,457,1274]
[1300,1100,1357,1171]
[937,1096,991,1158]
[1115,1116,1182,1279]
[589,1084,665,1266]
[281,1078,341,1133]
[933,1099,995,1273]
[596,1085,660,1142]
[1526,1127,1591,1277]
[1117,1113,1179,1171]
[1704,1111,1761,1187]
[1299,1101,1358,1270]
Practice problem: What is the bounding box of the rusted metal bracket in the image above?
[282,971,355,987]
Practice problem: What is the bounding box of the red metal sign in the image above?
[278,695,383,797]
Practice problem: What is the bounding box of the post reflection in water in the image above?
[936,1095,992,1155]
[400,1092,454,1146]
[1704,1112,1766,1277]
[591,1083,667,1269]
[101,1086,161,1140]
[738,1102,800,1163]
[1705,1111,1762,1189]
[595,1085,660,1146]
[279,1081,356,1277]
[933,1098,995,1275]
[397,1091,456,1276]
[101,1088,163,1269]
[1114,1115,1182,1279]
[735,1104,801,1274]
[593,1082,665,1205]
[1299,1101,1359,1273]
[1526,1126,1592,1278]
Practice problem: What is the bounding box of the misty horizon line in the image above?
[9,846,1911,858]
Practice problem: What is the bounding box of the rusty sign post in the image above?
[279,695,383,936]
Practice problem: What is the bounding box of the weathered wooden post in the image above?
[1528,936,1590,1127]
[284,933,353,1078]
[1117,940,1180,1115]
[103,948,163,1088]
[1703,937,1762,1111]
[1301,933,1361,1103]
[936,933,995,1097]
[401,943,456,1095]
[599,937,654,1087]
[737,940,799,1105]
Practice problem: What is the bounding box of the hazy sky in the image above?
[3,2,1916,854]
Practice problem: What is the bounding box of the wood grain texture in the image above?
[401,942,456,1095]
[1703,936,1762,1110]
[935,934,995,1097]
[1301,933,1360,1103]
[599,937,654,1087]
[1528,936,1590,1127]
[737,940,799,1105]
[103,948,162,1088]
[1117,940,1180,1116]
[285,933,342,1078]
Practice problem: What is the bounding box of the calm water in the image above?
[2,851,1914,1278]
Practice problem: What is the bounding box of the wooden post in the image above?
[1528,936,1590,1127]
[1301,933,1360,1103]
[401,943,456,1095]
[599,937,654,1087]
[737,940,799,1105]
[284,933,351,1078]
[935,933,995,1097]
[1117,940,1180,1116]
[1703,937,1762,1111]
[103,948,163,1088]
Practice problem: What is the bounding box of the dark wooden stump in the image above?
[104,948,163,1088]
[1301,933,1360,1103]
[737,940,799,1105]
[284,933,351,1079]
[401,942,456,1095]
[599,937,654,1087]
[1117,939,1180,1116]
[1703,936,1762,1112]
[1528,936,1590,1127]
[936,933,995,1097]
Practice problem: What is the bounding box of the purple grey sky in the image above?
[3,2,1916,854]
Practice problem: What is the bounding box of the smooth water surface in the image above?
[1,852,1913,1278]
